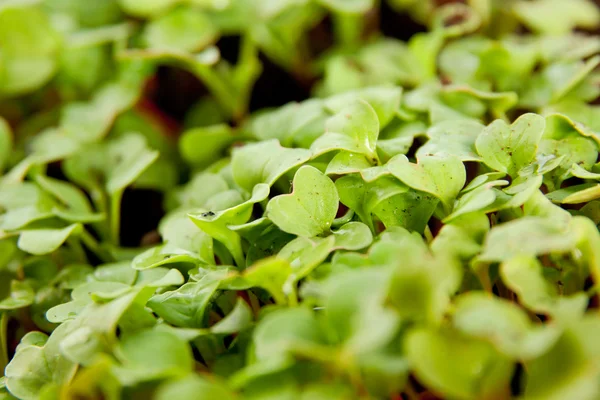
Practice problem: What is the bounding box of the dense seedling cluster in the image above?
[1,0,600,399]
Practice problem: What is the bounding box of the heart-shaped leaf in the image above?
[388,154,466,213]
[475,113,546,177]
[267,166,339,237]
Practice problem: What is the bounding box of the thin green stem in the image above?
[333,12,364,49]
[0,312,8,376]
[192,64,239,120]
[110,191,123,246]
[80,228,112,263]
[67,237,87,263]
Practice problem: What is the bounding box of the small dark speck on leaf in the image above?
[202,211,215,217]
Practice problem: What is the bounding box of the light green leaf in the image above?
[388,154,466,213]
[114,329,193,384]
[232,139,311,193]
[547,184,600,205]
[0,281,34,310]
[242,257,292,305]
[453,292,561,360]
[336,174,407,231]
[373,190,439,234]
[514,0,600,34]
[5,324,77,400]
[105,133,160,195]
[311,100,380,162]
[147,281,219,328]
[189,183,269,267]
[325,151,372,176]
[279,235,336,281]
[155,375,236,400]
[405,328,513,400]
[331,221,373,251]
[0,5,61,97]
[17,224,81,255]
[267,166,339,237]
[417,119,484,162]
[323,268,398,353]
[143,7,218,52]
[500,255,588,321]
[179,125,237,168]
[324,86,402,129]
[475,113,546,177]
[479,217,575,262]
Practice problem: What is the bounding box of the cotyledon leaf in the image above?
[267,166,339,237]
[231,139,311,193]
[388,154,466,214]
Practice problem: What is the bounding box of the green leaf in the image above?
[405,328,513,400]
[475,113,546,177]
[325,151,372,176]
[34,175,94,215]
[148,281,219,328]
[336,174,408,231]
[311,100,380,162]
[514,0,600,34]
[417,119,484,162]
[189,183,269,267]
[479,217,576,262]
[143,7,218,52]
[317,0,374,13]
[118,0,177,17]
[232,139,311,193]
[61,80,147,144]
[241,257,292,305]
[133,210,214,270]
[500,256,587,321]
[0,281,34,310]
[63,132,159,195]
[17,224,81,255]
[179,125,237,168]
[5,324,77,400]
[373,190,439,234]
[266,166,339,237]
[323,268,398,353]
[114,329,193,384]
[245,99,329,148]
[155,374,236,400]
[523,317,600,400]
[324,86,402,129]
[452,292,561,360]
[252,307,323,362]
[279,235,336,281]
[539,114,599,189]
[105,133,160,195]
[331,222,373,251]
[0,5,61,96]
[547,184,600,205]
[388,154,466,213]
